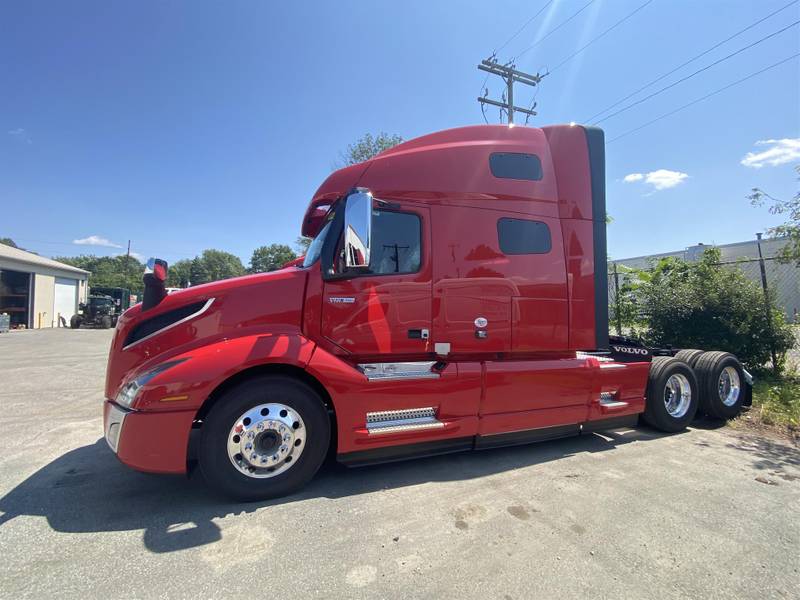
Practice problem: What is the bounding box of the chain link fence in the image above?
[608,246,800,370]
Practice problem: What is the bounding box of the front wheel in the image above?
[642,357,699,432]
[69,315,82,329]
[198,375,330,501]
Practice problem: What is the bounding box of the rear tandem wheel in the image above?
[642,357,699,432]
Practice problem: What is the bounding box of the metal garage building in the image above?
[0,244,89,329]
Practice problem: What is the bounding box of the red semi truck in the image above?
[103,124,750,500]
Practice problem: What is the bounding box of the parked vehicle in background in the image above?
[102,124,752,500]
[71,286,131,329]
[90,286,133,316]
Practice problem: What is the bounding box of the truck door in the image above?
[321,202,432,357]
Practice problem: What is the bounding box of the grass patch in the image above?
[734,376,800,442]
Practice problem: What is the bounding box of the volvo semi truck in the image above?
[102,124,749,500]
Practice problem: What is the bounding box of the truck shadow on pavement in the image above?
[0,427,692,554]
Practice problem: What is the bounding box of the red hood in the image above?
[105,268,308,399]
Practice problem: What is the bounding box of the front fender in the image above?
[133,333,317,413]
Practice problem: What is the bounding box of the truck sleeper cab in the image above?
[103,125,749,500]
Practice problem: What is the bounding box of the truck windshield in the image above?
[89,298,112,308]
[302,207,336,268]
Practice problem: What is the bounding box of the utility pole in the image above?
[756,232,779,372]
[126,240,131,262]
[477,58,547,124]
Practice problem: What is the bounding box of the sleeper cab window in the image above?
[369,209,422,275]
[497,218,551,255]
[489,152,543,181]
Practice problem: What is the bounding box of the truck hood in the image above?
[105,267,308,400]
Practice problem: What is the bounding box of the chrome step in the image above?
[366,407,444,435]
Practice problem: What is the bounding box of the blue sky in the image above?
[1,0,798,265]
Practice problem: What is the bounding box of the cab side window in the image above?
[369,210,421,274]
[497,218,551,255]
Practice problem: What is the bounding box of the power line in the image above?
[594,18,800,125]
[607,52,800,143]
[480,1,553,124]
[585,0,799,122]
[550,0,654,74]
[515,0,597,60]
[495,0,554,55]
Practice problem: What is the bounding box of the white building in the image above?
[0,244,89,329]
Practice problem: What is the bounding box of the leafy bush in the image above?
[613,248,795,372]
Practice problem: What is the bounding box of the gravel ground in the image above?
[1,328,799,599]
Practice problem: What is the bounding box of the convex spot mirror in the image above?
[144,257,168,282]
[343,191,372,268]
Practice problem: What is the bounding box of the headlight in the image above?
[115,359,187,409]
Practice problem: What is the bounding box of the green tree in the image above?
[0,237,18,248]
[54,255,145,294]
[249,244,296,273]
[339,132,403,166]
[200,249,246,281]
[295,236,312,255]
[608,263,646,334]
[633,248,794,372]
[167,259,193,288]
[189,256,210,286]
[749,165,800,264]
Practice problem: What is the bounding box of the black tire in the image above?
[111,315,119,327]
[198,375,330,501]
[69,315,82,329]
[100,315,112,329]
[674,349,704,369]
[642,357,699,432]
[693,351,745,420]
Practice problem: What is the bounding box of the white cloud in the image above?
[73,235,123,248]
[129,251,144,262]
[8,128,32,144]
[645,169,689,190]
[623,169,689,191]
[740,138,800,168]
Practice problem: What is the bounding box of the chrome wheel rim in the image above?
[718,367,741,407]
[227,403,305,479]
[664,373,692,418]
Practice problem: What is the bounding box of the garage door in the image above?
[54,278,78,326]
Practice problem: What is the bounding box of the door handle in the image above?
[408,329,430,340]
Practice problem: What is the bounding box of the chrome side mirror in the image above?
[343,190,372,268]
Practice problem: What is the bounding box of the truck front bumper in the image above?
[103,400,196,474]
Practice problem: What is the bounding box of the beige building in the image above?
[0,244,89,329]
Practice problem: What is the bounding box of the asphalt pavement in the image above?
[1,329,798,599]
